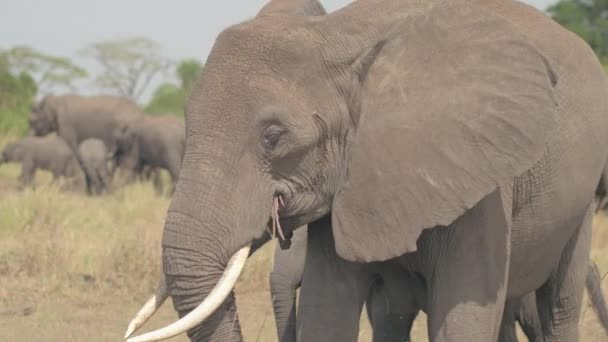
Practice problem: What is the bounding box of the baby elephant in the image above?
[0,135,85,190]
[77,138,112,196]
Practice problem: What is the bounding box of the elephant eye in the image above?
[262,125,286,150]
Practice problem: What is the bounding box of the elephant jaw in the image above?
[124,245,251,342]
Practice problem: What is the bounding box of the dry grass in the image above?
[0,133,607,341]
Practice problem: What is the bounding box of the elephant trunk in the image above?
[270,271,299,342]
[126,147,271,342]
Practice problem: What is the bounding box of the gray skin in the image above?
[114,115,185,194]
[271,227,425,342]
[77,138,112,196]
[499,262,608,342]
[28,94,145,168]
[0,135,85,191]
[273,226,608,342]
[152,0,608,341]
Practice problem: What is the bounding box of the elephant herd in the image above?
[122,0,608,342]
[0,94,185,196]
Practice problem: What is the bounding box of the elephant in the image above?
[272,224,608,342]
[125,0,608,342]
[270,226,426,342]
[114,114,185,194]
[28,94,145,163]
[77,138,112,196]
[138,165,164,195]
[595,166,608,213]
[0,135,85,191]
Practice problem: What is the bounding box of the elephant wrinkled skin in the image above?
[272,225,608,342]
[126,0,608,341]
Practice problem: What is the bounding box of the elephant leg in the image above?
[92,170,103,195]
[19,158,36,188]
[516,293,542,342]
[498,299,519,342]
[297,216,373,342]
[586,262,608,333]
[270,228,307,342]
[167,157,181,195]
[535,205,592,342]
[99,167,111,194]
[366,277,417,342]
[428,189,512,342]
[153,169,164,195]
[498,294,543,342]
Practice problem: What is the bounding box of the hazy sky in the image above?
[0,0,557,100]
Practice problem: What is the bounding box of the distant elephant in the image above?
[0,135,85,191]
[114,114,185,194]
[138,165,164,195]
[126,1,608,342]
[77,138,112,196]
[28,94,145,161]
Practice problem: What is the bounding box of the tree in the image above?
[177,59,202,91]
[146,59,203,117]
[81,37,171,101]
[2,46,86,96]
[0,51,38,135]
[547,0,608,63]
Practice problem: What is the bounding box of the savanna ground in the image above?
[0,132,607,342]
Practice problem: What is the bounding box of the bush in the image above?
[0,107,29,136]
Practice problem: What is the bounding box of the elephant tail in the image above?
[586,261,608,333]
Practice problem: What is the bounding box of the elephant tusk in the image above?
[124,275,169,339]
[126,244,252,342]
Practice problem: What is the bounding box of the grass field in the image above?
[0,133,607,341]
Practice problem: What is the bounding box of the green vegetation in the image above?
[146,59,202,117]
[0,46,87,136]
[549,0,608,64]
[0,53,36,136]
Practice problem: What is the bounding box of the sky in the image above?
[0,0,557,101]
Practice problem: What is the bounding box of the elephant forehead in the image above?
[206,18,320,78]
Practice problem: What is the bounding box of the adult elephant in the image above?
[29,94,145,160]
[114,114,185,194]
[125,0,608,341]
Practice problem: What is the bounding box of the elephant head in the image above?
[29,96,59,136]
[126,0,559,341]
[111,122,141,181]
[0,141,23,164]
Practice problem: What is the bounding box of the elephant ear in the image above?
[327,5,560,262]
[38,95,61,128]
[257,0,326,17]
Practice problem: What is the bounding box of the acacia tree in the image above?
[81,37,171,102]
[2,46,87,96]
